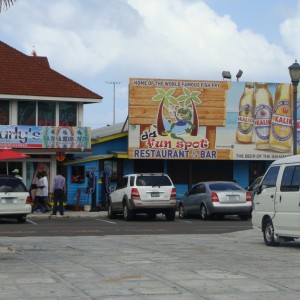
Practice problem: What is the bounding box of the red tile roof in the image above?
[0,41,102,101]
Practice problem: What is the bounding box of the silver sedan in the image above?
[178,181,252,220]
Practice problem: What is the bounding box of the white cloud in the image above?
[280,2,300,58]
[1,0,299,128]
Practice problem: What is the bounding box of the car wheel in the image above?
[17,215,26,223]
[178,204,187,218]
[263,218,279,247]
[107,202,117,219]
[200,204,209,220]
[165,210,175,221]
[123,203,134,221]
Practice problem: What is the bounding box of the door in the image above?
[274,165,300,236]
[111,176,128,210]
[252,166,279,228]
[184,184,200,214]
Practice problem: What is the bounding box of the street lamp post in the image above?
[288,60,300,155]
[106,81,120,125]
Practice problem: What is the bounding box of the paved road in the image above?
[0,211,252,236]
[0,211,299,299]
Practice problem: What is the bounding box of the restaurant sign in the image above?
[128,78,295,161]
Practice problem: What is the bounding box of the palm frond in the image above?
[0,0,17,13]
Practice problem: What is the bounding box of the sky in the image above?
[1,0,300,128]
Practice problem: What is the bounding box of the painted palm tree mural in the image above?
[0,0,16,12]
[152,87,202,141]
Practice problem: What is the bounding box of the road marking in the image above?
[95,218,117,224]
[177,219,193,223]
[26,219,38,225]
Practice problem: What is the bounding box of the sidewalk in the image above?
[29,209,107,219]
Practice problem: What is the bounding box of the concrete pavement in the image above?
[0,212,300,299]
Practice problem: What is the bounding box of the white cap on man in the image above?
[12,169,19,174]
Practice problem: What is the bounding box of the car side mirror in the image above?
[110,186,116,192]
[256,185,262,195]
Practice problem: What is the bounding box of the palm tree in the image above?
[0,0,16,12]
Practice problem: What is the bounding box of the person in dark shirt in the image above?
[50,170,66,216]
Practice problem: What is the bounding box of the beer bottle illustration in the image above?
[254,83,273,149]
[236,82,254,143]
[269,83,292,152]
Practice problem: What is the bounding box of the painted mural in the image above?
[128,78,297,161]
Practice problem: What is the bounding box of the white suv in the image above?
[0,175,32,223]
[108,173,176,221]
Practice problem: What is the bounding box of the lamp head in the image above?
[236,69,243,79]
[289,60,300,83]
[222,71,231,80]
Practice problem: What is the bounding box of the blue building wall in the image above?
[67,136,128,207]
[233,160,250,189]
[92,136,128,153]
[66,134,269,208]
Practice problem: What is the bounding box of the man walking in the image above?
[51,169,66,216]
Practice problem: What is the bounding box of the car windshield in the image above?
[208,182,242,191]
[0,178,27,192]
[136,175,172,187]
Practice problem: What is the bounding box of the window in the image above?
[38,102,56,126]
[280,166,300,192]
[130,176,135,186]
[136,175,172,187]
[261,166,279,189]
[59,103,77,126]
[117,177,128,189]
[71,166,85,183]
[18,101,36,125]
[208,182,242,191]
[0,101,9,125]
[188,185,199,196]
[103,160,118,181]
[198,184,206,193]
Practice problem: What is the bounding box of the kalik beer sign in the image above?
[128,78,298,161]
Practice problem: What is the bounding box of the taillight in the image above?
[131,188,140,200]
[170,188,176,200]
[211,192,219,202]
[246,191,252,202]
[26,196,31,204]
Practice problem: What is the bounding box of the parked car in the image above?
[0,175,32,223]
[108,173,176,221]
[178,181,252,220]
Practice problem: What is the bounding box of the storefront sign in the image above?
[0,125,91,150]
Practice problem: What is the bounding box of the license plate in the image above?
[151,192,160,197]
[228,195,239,201]
[1,198,15,204]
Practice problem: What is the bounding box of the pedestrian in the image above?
[36,170,49,213]
[29,174,39,208]
[12,169,23,180]
[51,169,66,216]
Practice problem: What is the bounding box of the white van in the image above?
[252,155,300,246]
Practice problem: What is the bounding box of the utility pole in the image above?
[106,81,120,125]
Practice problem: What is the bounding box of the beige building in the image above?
[0,40,102,189]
